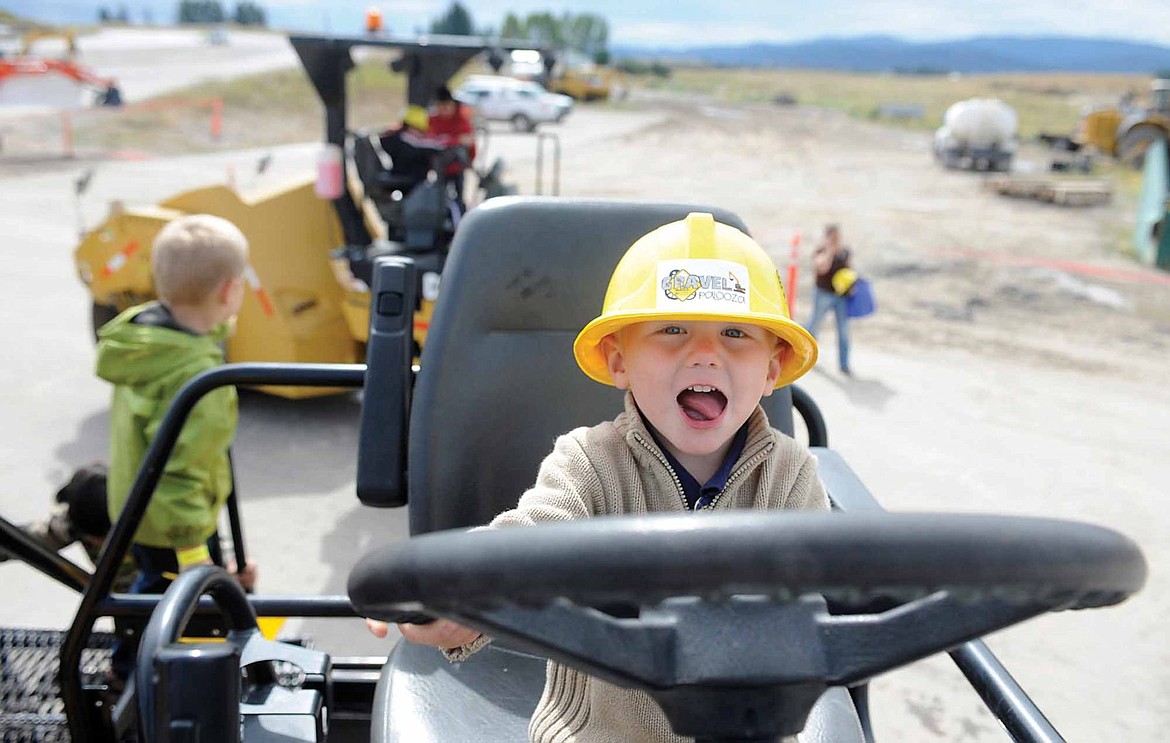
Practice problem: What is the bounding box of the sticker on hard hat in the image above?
[657,260,749,312]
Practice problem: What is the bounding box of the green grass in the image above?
[640,68,1150,139]
[76,60,408,153]
[75,60,1155,159]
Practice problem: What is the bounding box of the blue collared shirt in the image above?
[645,418,749,511]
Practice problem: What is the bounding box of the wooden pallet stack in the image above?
[983,175,1113,206]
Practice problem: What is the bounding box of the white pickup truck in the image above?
[454,75,573,132]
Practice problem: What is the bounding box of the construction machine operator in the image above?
[378,105,446,193]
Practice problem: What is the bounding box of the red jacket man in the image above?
[428,85,476,178]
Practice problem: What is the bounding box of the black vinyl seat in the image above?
[351,131,426,197]
[360,197,862,743]
[406,198,793,535]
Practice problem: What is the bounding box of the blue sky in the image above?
[8,1,1170,47]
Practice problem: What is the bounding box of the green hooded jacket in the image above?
[96,303,237,550]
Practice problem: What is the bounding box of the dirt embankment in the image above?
[562,97,1169,380]
[3,86,1165,379]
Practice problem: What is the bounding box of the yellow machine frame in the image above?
[1078,78,1170,166]
[71,31,540,398]
[74,177,433,398]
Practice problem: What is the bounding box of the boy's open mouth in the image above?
[677,385,728,422]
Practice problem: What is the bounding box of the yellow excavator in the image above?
[74,32,536,398]
[1077,77,1170,167]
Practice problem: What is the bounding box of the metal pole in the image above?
[950,640,1064,742]
[225,450,248,591]
[535,133,544,195]
[552,133,561,196]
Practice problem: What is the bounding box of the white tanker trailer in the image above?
[934,98,1019,172]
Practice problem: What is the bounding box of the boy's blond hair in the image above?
[152,214,248,306]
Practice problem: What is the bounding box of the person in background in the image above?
[805,223,853,376]
[379,105,446,192]
[427,85,477,205]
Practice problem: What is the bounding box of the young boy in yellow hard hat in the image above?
[371,212,829,742]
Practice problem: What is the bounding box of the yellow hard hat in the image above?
[831,267,858,296]
[574,212,818,389]
[404,105,429,132]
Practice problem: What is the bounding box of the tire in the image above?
[1117,124,1167,169]
[92,301,119,342]
[511,113,534,133]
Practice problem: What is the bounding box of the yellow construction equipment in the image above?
[550,65,624,102]
[73,31,538,398]
[1078,78,1170,167]
[18,28,79,58]
[76,181,366,398]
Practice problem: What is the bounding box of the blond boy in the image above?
[97,214,252,679]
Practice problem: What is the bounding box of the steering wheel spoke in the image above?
[821,592,1048,685]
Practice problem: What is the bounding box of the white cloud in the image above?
[611,1,1170,46]
[12,0,1170,47]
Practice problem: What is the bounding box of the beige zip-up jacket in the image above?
[451,392,829,743]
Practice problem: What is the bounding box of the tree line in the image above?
[430,3,611,64]
[99,1,267,26]
[176,1,266,25]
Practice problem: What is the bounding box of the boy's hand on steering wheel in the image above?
[400,618,481,649]
[365,617,481,649]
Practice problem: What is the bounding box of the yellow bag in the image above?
[831,267,858,296]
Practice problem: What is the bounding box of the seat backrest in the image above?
[407,198,794,535]
[351,133,387,197]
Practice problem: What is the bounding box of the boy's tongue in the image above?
[678,389,727,421]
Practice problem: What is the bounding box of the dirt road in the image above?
[0,91,1165,740]
[567,97,1169,378]
[554,96,1170,739]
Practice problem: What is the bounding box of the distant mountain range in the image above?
[613,36,1170,74]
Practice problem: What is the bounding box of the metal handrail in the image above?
[813,449,1064,742]
[58,360,1063,743]
[790,384,828,448]
[535,131,561,195]
[61,363,365,743]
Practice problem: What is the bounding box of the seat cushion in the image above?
[371,641,545,743]
[371,640,864,743]
[798,686,866,743]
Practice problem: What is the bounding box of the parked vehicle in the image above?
[455,75,573,132]
[934,98,1018,172]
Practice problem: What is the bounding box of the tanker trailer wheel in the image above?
[92,301,119,341]
[1118,124,1167,169]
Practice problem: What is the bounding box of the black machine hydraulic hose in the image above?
[790,384,828,448]
[61,362,365,743]
[0,515,89,592]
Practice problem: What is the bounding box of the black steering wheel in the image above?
[136,567,257,737]
[136,566,331,742]
[348,512,1145,742]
